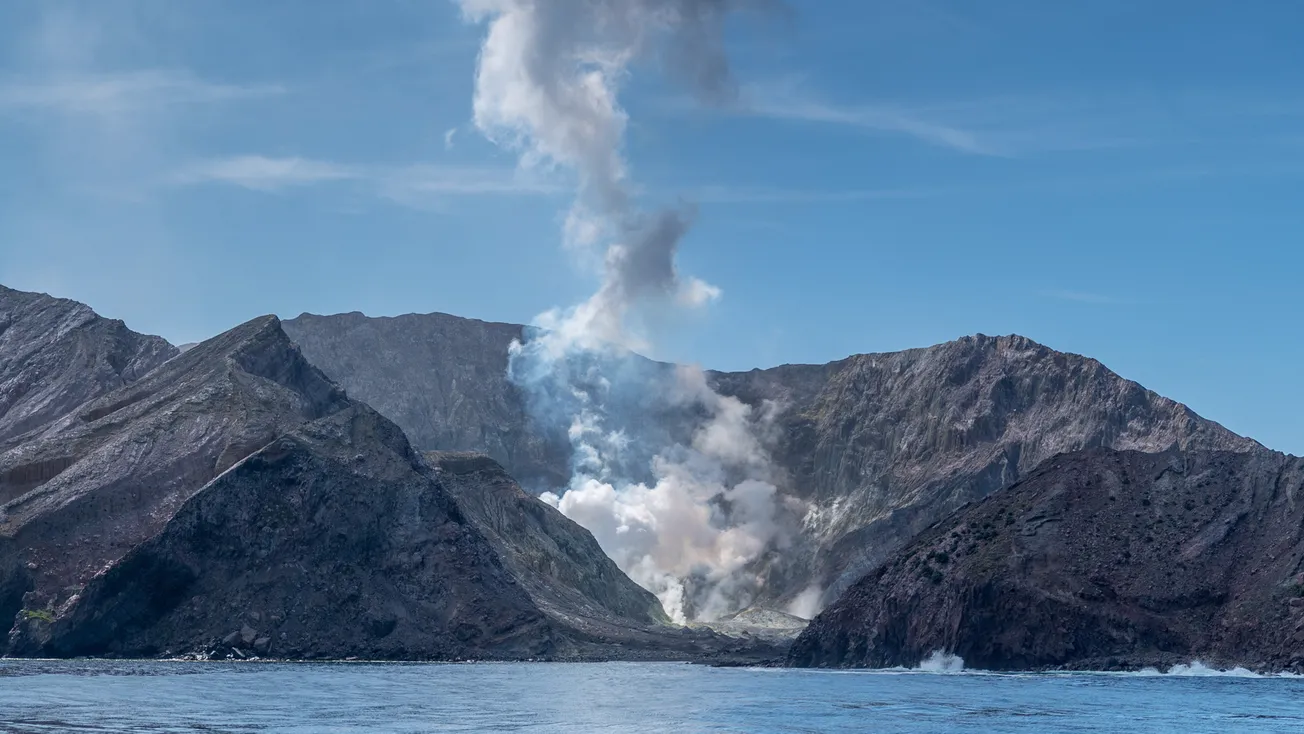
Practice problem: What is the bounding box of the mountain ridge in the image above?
[282,309,1258,618]
[0,284,178,447]
[786,446,1304,673]
[2,289,769,661]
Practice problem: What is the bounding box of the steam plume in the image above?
[460,0,783,622]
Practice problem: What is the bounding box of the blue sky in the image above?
[0,0,1301,454]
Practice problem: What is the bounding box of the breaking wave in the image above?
[916,651,966,674]
[1126,662,1301,679]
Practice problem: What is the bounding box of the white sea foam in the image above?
[1125,661,1300,679]
[916,650,966,674]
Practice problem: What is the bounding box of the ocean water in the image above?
[1,658,1302,733]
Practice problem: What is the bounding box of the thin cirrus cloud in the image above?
[171,155,566,206]
[739,82,1304,159]
[738,79,999,156]
[731,78,1234,158]
[174,155,938,209]
[0,69,283,115]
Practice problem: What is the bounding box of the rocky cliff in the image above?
[428,451,668,628]
[1,313,352,645]
[721,334,1260,611]
[428,451,774,659]
[0,285,177,445]
[787,447,1304,673]
[0,289,771,661]
[282,312,569,491]
[279,312,1258,615]
[36,406,563,660]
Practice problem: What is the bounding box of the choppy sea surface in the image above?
[2,658,1302,733]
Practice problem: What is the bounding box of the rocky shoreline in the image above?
[3,284,1292,669]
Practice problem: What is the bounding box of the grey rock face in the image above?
[787,447,1304,673]
[0,296,773,661]
[717,334,1260,610]
[1,314,353,652]
[39,406,563,660]
[278,313,1257,614]
[282,312,569,491]
[426,451,780,659]
[428,451,669,628]
[0,286,177,445]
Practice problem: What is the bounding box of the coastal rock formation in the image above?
[719,334,1260,610]
[428,451,668,628]
[280,311,1257,614]
[787,447,1304,673]
[282,312,569,491]
[0,285,177,445]
[39,406,563,660]
[1,313,351,654]
[428,451,776,659]
[0,289,773,661]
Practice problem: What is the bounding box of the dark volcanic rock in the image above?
[718,334,1260,610]
[787,448,1304,673]
[43,408,562,660]
[428,451,668,627]
[278,311,1257,615]
[0,299,773,661]
[0,285,177,445]
[427,451,785,661]
[0,315,353,652]
[282,312,569,491]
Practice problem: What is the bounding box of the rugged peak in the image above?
[292,309,523,331]
[426,449,672,628]
[0,285,177,445]
[788,446,1304,672]
[45,315,349,436]
[275,308,1258,620]
[282,310,567,491]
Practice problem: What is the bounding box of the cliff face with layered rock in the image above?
[2,289,770,661]
[428,451,668,629]
[282,312,569,491]
[38,406,561,660]
[787,447,1304,673]
[719,334,1260,610]
[281,312,1258,615]
[0,285,177,446]
[1,313,352,653]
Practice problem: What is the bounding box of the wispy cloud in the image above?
[738,78,1000,155]
[0,70,283,116]
[731,79,1304,158]
[688,184,929,204]
[743,83,997,156]
[172,156,352,191]
[171,155,565,205]
[177,155,941,208]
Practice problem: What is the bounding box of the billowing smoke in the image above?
[459,0,787,622]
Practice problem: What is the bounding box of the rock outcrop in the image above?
[428,451,668,628]
[721,334,1260,611]
[282,312,569,491]
[787,447,1304,673]
[38,406,563,660]
[0,291,774,661]
[0,285,177,445]
[1,313,351,646]
[1,313,357,654]
[279,311,1258,615]
[427,451,775,659]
